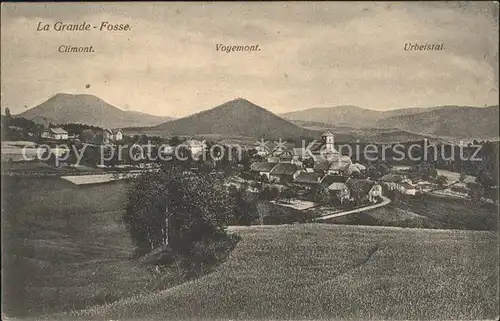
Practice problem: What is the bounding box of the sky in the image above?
[1,2,498,117]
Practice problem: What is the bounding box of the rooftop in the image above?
[293,172,324,184]
[379,174,404,183]
[49,127,68,134]
[270,163,299,175]
[249,162,276,172]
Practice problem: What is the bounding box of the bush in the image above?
[435,175,448,187]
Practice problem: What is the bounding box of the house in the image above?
[346,178,379,203]
[353,163,366,172]
[400,182,417,195]
[346,162,366,176]
[368,184,383,203]
[181,139,207,158]
[249,162,277,181]
[346,163,362,176]
[114,129,123,141]
[269,163,301,184]
[42,128,69,140]
[266,148,301,165]
[267,156,281,163]
[313,156,352,176]
[158,144,175,160]
[378,174,405,192]
[41,130,50,139]
[103,129,123,144]
[255,144,270,157]
[292,172,325,186]
[321,175,351,204]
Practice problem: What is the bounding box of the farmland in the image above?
[65,224,498,320]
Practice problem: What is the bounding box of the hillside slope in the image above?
[280,105,446,128]
[17,93,173,128]
[281,105,382,128]
[377,106,500,139]
[67,224,498,320]
[138,98,320,139]
[282,105,499,139]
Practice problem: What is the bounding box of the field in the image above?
[1,177,165,317]
[65,224,498,320]
[327,194,498,230]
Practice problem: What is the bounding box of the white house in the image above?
[368,184,383,203]
[114,130,123,141]
[400,182,417,195]
[42,128,69,140]
[182,139,207,158]
[103,129,123,144]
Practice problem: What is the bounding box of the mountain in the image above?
[281,105,382,128]
[130,98,319,139]
[280,105,447,128]
[281,105,499,139]
[377,105,500,140]
[17,93,174,128]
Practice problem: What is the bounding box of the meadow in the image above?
[66,224,498,320]
[1,177,165,317]
[327,194,498,230]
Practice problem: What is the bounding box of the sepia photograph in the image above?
[1,2,499,320]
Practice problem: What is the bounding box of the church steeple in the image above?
[321,131,335,151]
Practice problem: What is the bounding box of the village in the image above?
[4,121,491,223]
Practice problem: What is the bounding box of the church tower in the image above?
[321,131,335,152]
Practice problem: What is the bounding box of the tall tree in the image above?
[123,165,235,255]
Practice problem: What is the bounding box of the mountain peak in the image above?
[51,92,101,100]
[149,98,317,139]
[18,93,172,128]
[228,97,255,105]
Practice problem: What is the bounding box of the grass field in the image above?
[1,177,164,317]
[327,194,498,231]
[62,224,499,320]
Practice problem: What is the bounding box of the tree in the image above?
[169,136,182,146]
[312,185,331,203]
[377,162,391,176]
[123,166,235,256]
[81,129,97,144]
[229,186,258,225]
[268,185,281,200]
[417,162,438,180]
[303,157,314,169]
[81,145,102,166]
[281,187,297,203]
[435,175,448,187]
[468,183,485,203]
[348,180,366,205]
[476,169,494,189]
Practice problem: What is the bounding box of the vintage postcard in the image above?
[1,2,499,320]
